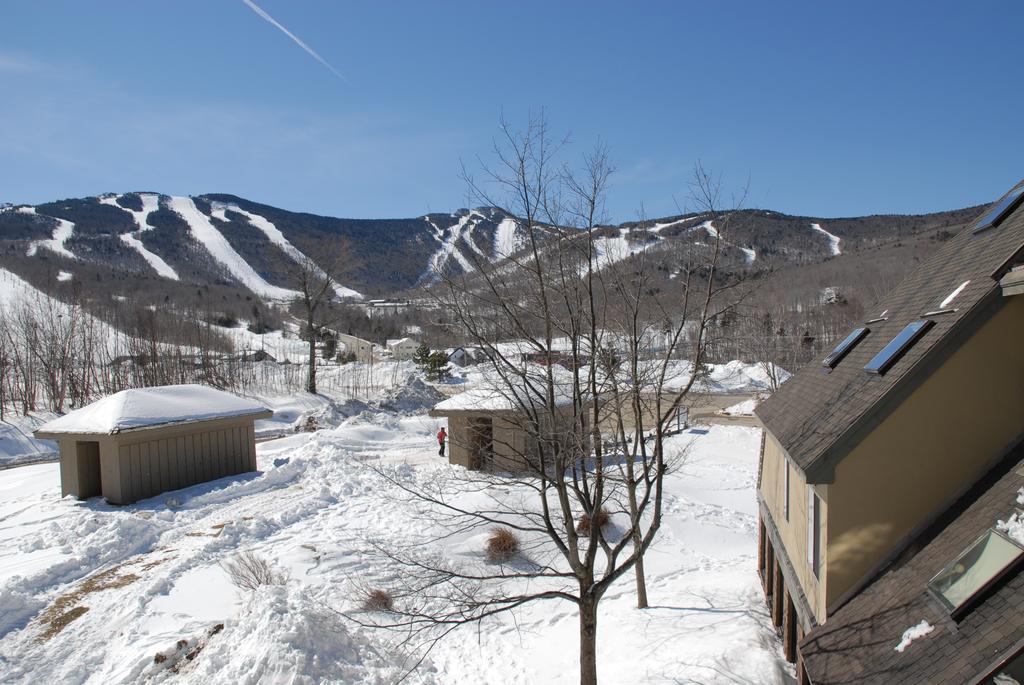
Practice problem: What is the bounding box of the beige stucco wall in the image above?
[761,431,829,623]
[389,341,419,361]
[337,334,374,363]
[826,294,1024,608]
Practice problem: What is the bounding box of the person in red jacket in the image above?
[437,427,447,457]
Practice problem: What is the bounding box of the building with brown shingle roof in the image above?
[753,181,1024,683]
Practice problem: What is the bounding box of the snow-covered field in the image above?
[0,407,789,684]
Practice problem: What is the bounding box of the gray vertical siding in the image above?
[109,419,259,504]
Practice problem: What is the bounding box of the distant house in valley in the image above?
[386,337,420,361]
[754,181,1024,683]
[335,333,374,363]
[429,370,589,472]
[447,346,486,367]
[362,299,412,318]
[34,384,272,505]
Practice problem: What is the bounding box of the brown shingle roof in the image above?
[800,445,1024,684]
[755,181,1024,481]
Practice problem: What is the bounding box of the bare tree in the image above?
[351,115,752,685]
[288,252,346,394]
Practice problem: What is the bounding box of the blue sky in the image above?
[1,1,1021,221]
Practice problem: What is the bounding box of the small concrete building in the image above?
[34,384,272,505]
[386,337,420,361]
[429,373,589,472]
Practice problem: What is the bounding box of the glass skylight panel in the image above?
[864,320,934,375]
[974,186,1024,233]
[928,529,1024,616]
[822,327,869,369]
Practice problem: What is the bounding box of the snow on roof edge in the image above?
[35,384,272,436]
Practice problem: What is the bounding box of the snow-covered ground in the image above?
[0,408,789,684]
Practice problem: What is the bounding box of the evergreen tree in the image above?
[424,351,451,381]
[412,343,431,368]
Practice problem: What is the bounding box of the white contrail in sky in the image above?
[241,0,347,82]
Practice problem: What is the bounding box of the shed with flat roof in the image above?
[429,369,589,472]
[34,384,272,505]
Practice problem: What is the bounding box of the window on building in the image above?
[807,488,821,578]
[783,461,791,521]
[928,529,1024,619]
[822,327,869,369]
[974,185,1024,233]
[864,320,935,375]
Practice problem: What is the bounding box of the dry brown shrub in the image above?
[486,527,520,563]
[576,507,610,535]
[362,589,394,612]
[221,551,288,591]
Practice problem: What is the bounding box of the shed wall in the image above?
[441,407,589,473]
[111,419,257,504]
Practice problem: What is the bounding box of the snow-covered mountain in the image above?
[0,192,983,313]
[0,194,531,304]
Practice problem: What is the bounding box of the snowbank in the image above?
[721,398,759,416]
[0,414,58,466]
[163,585,421,684]
[663,360,790,394]
[376,375,444,413]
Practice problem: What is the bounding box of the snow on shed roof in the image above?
[433,366,578,413]
[35,384,271,435]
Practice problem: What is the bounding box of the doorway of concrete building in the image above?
[468,417,493,470]
[74,441,102,499]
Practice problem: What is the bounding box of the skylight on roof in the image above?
[928,529,1024,617]
[822,327,869,369]
[938,280,970,309]
[974,186,1024,233]
[864,320,934,375]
